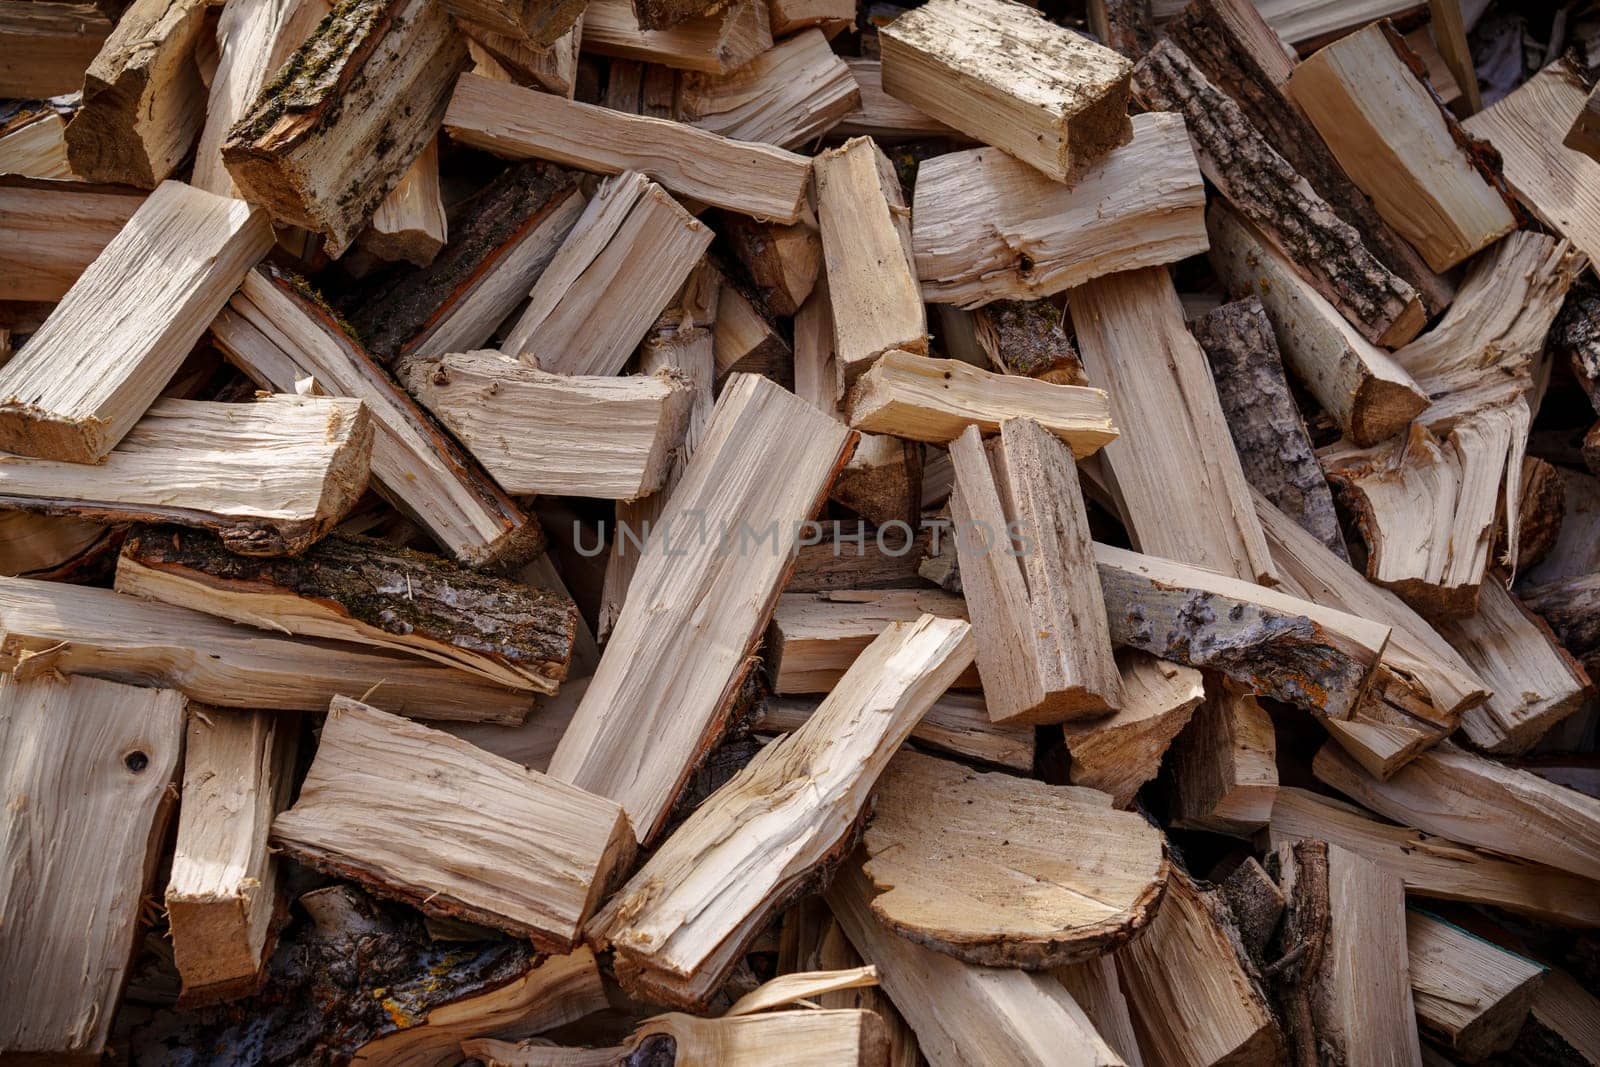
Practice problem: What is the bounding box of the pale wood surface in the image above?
[766,588,975,693]
[360,139,448,267]
[767,0,851,35]
[837,57,957,140]
[1061,651,1203,807]
[1407,910,1545,1060]
[1054,957,1145,1067]
[758,690,1033,772]
[465,16,582,96]
[676,29,860,148]
[0,0,112,97]
[444,0,584,46]
[1168,684,1278,836]
[580,0,771,73]
[0,177,143,302]
[0,112,75,179]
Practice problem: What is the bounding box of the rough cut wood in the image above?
[1517,966,1600,1065]
[971,300,1084,384]
[713,277,793,384]
[213,264,544,568]
[0,111,75,179]
[758,690,1033,772]
[580,0,772,74]
[117,527,577,693]
[912,111,1207,306]
[1168,684,1278,836]
[766,589,975,693]
[587,615,974,1007]
[1060,652,1203,808]
[837,57,957,141]
[862,750,1166,969]
[879,0,1131,183]
[166,708,296,1004]
[846,351,1117,454]
[1287,22,1515,272]
[549,374,855,844]
[465,16,582,96]
[1053,957,1144,1067]
[445,0,584,46]
[222,0,469,256]
[676,29,860,148]
[0,181,271,464]
[1566,80,1600,163]
[767,0,849,36]
[1407,910,1545,1060]
[0,675,186,1062]
[273,698,634,950]
[358,139,447,267]
[0,577,537,723]
[0,0,113,98]
[0,512,108,579]
[725,212,821,319]
[947,419,1121,723]
[0,177,143,302]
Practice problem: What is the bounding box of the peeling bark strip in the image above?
[222,0,469,256]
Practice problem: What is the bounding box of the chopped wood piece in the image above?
[1287,22,1514,272]
[758,690,1033,771]
[63,0,207,187]
[1523,466,1600,586]
[445,0,584,47]
[1218,857,1281,964]
[0,675,186,1062]
[1506,455,1565,571]
[445,73,810,222]
[837,57,956,141]
[1523,571,1600,679]
[274,698,632,949]
[815,136,927,393]
[223,0,469,256]
[1195,297,1347,561]
[862,750,1166,968]
[766,588,975,693]
[0,111,75,179]
[879,0,1130,182]
[358,139,447,267]
[0,1,113,98]
[1086,0,1153,60]
[677,29,860,148]
[0,512,108,579]
[465,17,582,96]
[788,523,929,592]
[913,111,1206,306]
[725,212,822,318]
[588,615,974,1007]
[767,0,850,36]
[1168,684,1277,836]
[117,527,578,693]
[549,374,855,844]
[631,0,731,31]
[580,0,771,73]
[846,351,1117,453]
[1515,966,1600,1065]
[971,300,1084,384]
[166,709,296,1004]
[1115,866,1284,1066]
[1407,910,1545,1060]
[1061,651,1203,807]
[0,577,536,722]
[0,181,271,464]
[713,277,794,385]
[213,264,544,568]
[502,172,710,374]
[1053,956,1145,1067]
[948,418,1121,723]
[1073,266,1277,584]
[0,176,143,302]
[1566,81,1600,162]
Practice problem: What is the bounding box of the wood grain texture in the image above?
[0,177,143,302]
[0,1,112,98]
[1168,684,1277,836]
[676,29,859,148]
[1060,651,1203,807]
[580,0,771,73]
[1407,910,1544,1060]
[758,689,1032,772]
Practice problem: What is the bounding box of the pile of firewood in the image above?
[4,0,1600,1060]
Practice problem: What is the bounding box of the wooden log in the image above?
[166,708,296,1004]
[879,0,1131,182]
[861,749,1167,969]
[1505,455,1566,572]
[587,615,974,1007]
[1052,957,1145,1066]
[0,675,186,1062]
[0,511,108,580]
[579,0,772,74]
[676,29,860,148]
[548,374,856,844]
[0,176,143,302]
[777,905,922,1067]
[970,300,1084,384]
[1168,684,1278,837]
[273,698,633,950]
[0,110,75,179]
[1565,80,1600,163]
[757,690,1033,772]
[1407,910,1545,1060]
[787,523,929,592]
[1086,0,1153,60]
[1522,466,1600,587]
[0,0,112,98]
[444,0,585,47]
[1061,652,1204,808]
[724,212,821,319]
[947,418,1122,723]
[767,0,850,36]
[912,111,1206,306]
[837,57,957,141]
[464,17,582,96]
[502,172,711,375]
[358,139,447,267]
[713,276,794,385]
[212,264,544,568]
[0,181,271,464]
[222,0,469,256]
[1523,571,1600,679]
[0,576,537,723]
[1512,966,1600,1065]
[766,588,975,693]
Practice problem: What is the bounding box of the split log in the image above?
[0,395,372,556]
[1554,283,1600,414]
[845,351,1117,453]
[1207,201,1427,448]
[947,418,1121,722]
[1053,957,1145,1066]
[767,0,850,36]
[676,29,860,148]
[222,0,468,256]
[358,139,447,267]
[713,276,793,385]
[444,0,584,47]
[630,0,733,31]
[0,577,537,722]
[861,749,1167,968]
[0,512,108,579]
[63,0,207,187]
[788,522,929,592]
[1506,455,1566,571]
[766,589,974,693]
[837,57,956,141]
[0,675,186,1062]
[1522,466,1600,587]
[1407,910,1545,1060]
[1132,39,1423,347]
[116,527,578,693]
[1523,572,1600,679]
[777,907,921,1066]
[0,176,143,302]
[464,17,582,96]
[1195,297,1347,561]
[911,111,1206,306]
[1086,0,1153,60]
[878,0,1131,182]
[1060,652,1204,808]
[971,300,1084,384]
[213,263,545,568]
[1072,265,1276,584]
[579,0,772,74]
[0,181,272,464]
[1167,684,1278,837]
[166,709,296,1004]
[1513,967,1600,1065]
[0,0,112,98]
[549,374,855,844]
[757,689,1032,772]
[273,697,634,950]
[445,72,810,222]
[0,110,75,179]
[724,211,821,318]
[502,172,711,375]
[1287,21,1515,272]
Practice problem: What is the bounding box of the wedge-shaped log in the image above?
[0,512,108,580]
[0,110,75,179]
[758,689,1032,772]
[446,73,810,223]
[1287,22,1514,271]
[0,181,271,464]
[0,395,371,556]
[713,277,793,384]
[579,0,771,73]
[0,1,113,98]
[549,374,855,844]
[1168,684,1277,836]
[948,419,1121,723]
[0,177,143,302]
[0,675,186,1062]
[464,17,581,96]
[1061,651,1204,807]
[445,0,584,47]
[676,29,860,148]
[726,211,822,317]
[912,111,1206,306]
[273,698,633,950]
[846,351,1116,454]
[0,577,535,723]
[503,172,710,375]
[766,589,975,693]
[815,136,928,392]
[880,0,1131,183]
[1408,910,1545,1060]
[222,0,469,256]
[862,750,1166,969]
[588,615,974,1007]
[358,139,447,267]
[117,527,577,694]
[214,266,544,568]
